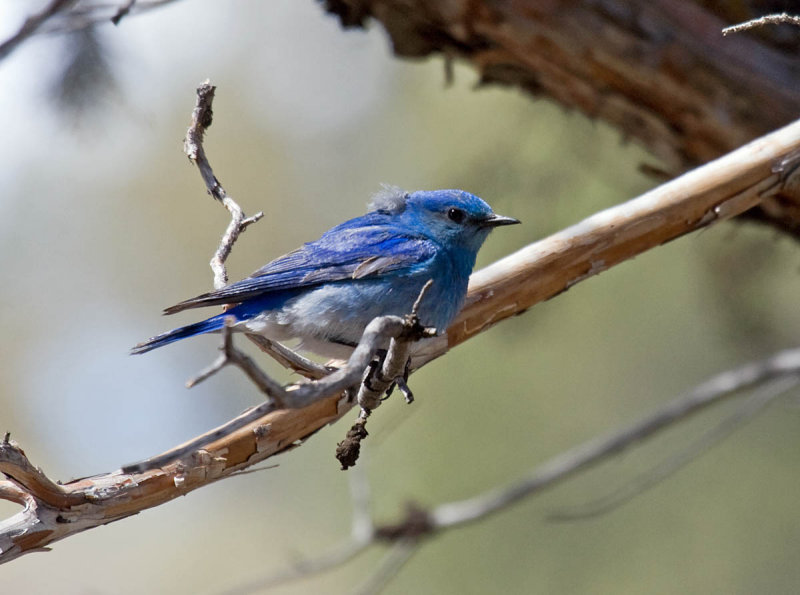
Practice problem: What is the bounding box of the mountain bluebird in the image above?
[132,187,519,358]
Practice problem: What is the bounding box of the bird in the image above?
[132,186,519,358]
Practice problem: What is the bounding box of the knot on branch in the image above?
[399,312,437,343]
[374,503,434,542]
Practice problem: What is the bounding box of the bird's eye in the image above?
[447,207,466,224]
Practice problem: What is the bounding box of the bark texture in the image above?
[323,0,800,234]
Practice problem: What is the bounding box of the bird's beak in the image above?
[482,213,521,227]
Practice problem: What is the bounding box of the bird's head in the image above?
[369,186,520,253]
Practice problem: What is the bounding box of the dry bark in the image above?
[323,0,800,235]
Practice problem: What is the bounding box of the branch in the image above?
[2,112,799,562]
[723,13,800,35]
[547,374,799,521]
[182,81,436,471]
[0,1,182,63]
[124,311,430,474]
[0,0,75,62]
[336,279,436,469]
[183,81,264,290]
[230,346,800,592]
[324,1,800,237]
[427,350,800,530]
[183,81,325,379]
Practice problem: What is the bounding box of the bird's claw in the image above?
[363,351,414,404]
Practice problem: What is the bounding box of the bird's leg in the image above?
[395,358,414,403]
[381,357,413,402]
[362,349,414,404]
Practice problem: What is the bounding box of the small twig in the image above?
[183,80,264,289]
[245,334,329,380]
[183,81,222,199]
[722,13,800,35]
[181,81,320,380]
[211,200,264,289]
[185,319,286,406]
[352,539,420,595]
[0,0,75,61]
[409,279,433,316]
[110,0,137,25]
[0,1,180,62]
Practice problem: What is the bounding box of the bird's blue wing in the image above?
[164,223,438,314]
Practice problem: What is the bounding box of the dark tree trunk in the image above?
[324,0,800,235]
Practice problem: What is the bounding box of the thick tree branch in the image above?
[2,116,798,562]
[5,1,800,237]
[421,118,800,358]
[323,0,800,237]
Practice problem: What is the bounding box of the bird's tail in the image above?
[131,312,232,355]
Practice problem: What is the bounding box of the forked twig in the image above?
[185,318,286,407]
[0,0,74,62]
[183,81,323,379]
[183,81,263,290]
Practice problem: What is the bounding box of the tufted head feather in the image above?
[368,184,409,214]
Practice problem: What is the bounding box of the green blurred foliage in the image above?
[0,2,798,594]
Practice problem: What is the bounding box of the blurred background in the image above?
[1,1,799,593]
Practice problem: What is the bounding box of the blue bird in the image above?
[132,187,519,358]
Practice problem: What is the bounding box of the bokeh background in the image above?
[1,2,799,593]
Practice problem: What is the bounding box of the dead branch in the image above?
[183,80,264,289]
[0,0,75,61]
[324,0,800,237]
[184,320,286,396]
[229,346,800,593]
[183,81,325,379]
[179,81,435,472]
[418,119,800,358]
[5,1,800,237]
[0,0,182,62]
[1,112,798,562]
[548,374,800,521]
